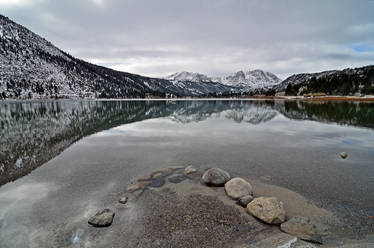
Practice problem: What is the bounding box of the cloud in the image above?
[0,0,42,8]
[2,0,374,78]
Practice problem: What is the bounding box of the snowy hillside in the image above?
[275,66,374,95]
[0,15,237,99]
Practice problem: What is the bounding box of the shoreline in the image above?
[1,95,374,102]
[85,166,374,247]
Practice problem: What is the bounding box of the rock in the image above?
[88,209,115,227]
[224,177,253,200]
[202,168,231,186]
[340,152,348,159]
[152,172,164,179]
[119,196,128,204]
[132,189,144,198]
[237,195,254,207]
[168,174,187,184]
[138,174,152,181]
[152,168,174,177]
[184,165,197,175]
[126,184,140,192]
[280,216,324,244]
[247,197,286,224]
[137,181,150,188]
[148,177,165,188]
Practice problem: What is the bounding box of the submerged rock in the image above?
[137,181,150,188]
[152,172,164,179]
[138,174,152,181]
[126,184,140,192]
[168,174,187,184]
[340,152,348,159]
[247,197,286,224]
[184,165,197,175]
[88,209,115,227]
[280,216,324,244]
[131,189,144,198]
[238,195,254,207]
[148,177,166,188]
[202,168,231,186]
[152,168,174,177]
[224,177,253,200]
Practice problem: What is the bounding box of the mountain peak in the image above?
[165,71,212,83]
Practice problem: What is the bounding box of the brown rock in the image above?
[137,181,150,188]
[247,197,286,224]
[88,209,115,227]
[138,174,152,181]
[224,177,253,200]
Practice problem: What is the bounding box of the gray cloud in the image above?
[2,0,374,78]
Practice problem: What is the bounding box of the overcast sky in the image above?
[1,0,374,79]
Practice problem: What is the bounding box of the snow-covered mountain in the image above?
[166,71,212,83]
[0,15,236,99]
[214,69,281,90]
[167,69,282,92]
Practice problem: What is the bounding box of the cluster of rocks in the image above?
[87,166,189,228]
[87,166,325,245]
[202,167,324,244]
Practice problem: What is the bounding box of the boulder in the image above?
[237,195,254,207]
[202,168,230,186]
[247,197,286,224]
[280,216,324,244]
[224,177,253,200]
[184,165,197,175]
[88,209,115,227]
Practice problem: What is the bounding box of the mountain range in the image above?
[166,70,281,92]
[0,14,373,99]
[0,14,239,99]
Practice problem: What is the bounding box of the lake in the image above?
[0,99,374,247]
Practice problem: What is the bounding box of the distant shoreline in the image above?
[1,95,374,102]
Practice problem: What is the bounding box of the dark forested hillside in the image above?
[276,66,374,96]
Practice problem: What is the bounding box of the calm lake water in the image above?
[0,99,374,247]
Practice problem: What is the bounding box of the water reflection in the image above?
[0,99,373,186]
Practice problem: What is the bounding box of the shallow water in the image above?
[0,99,374,247]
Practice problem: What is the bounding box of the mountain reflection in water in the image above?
[0,99,373,186]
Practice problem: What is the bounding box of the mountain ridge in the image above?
[166,69,282,92]
[0,14,238,99]
[276,65,374,96]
